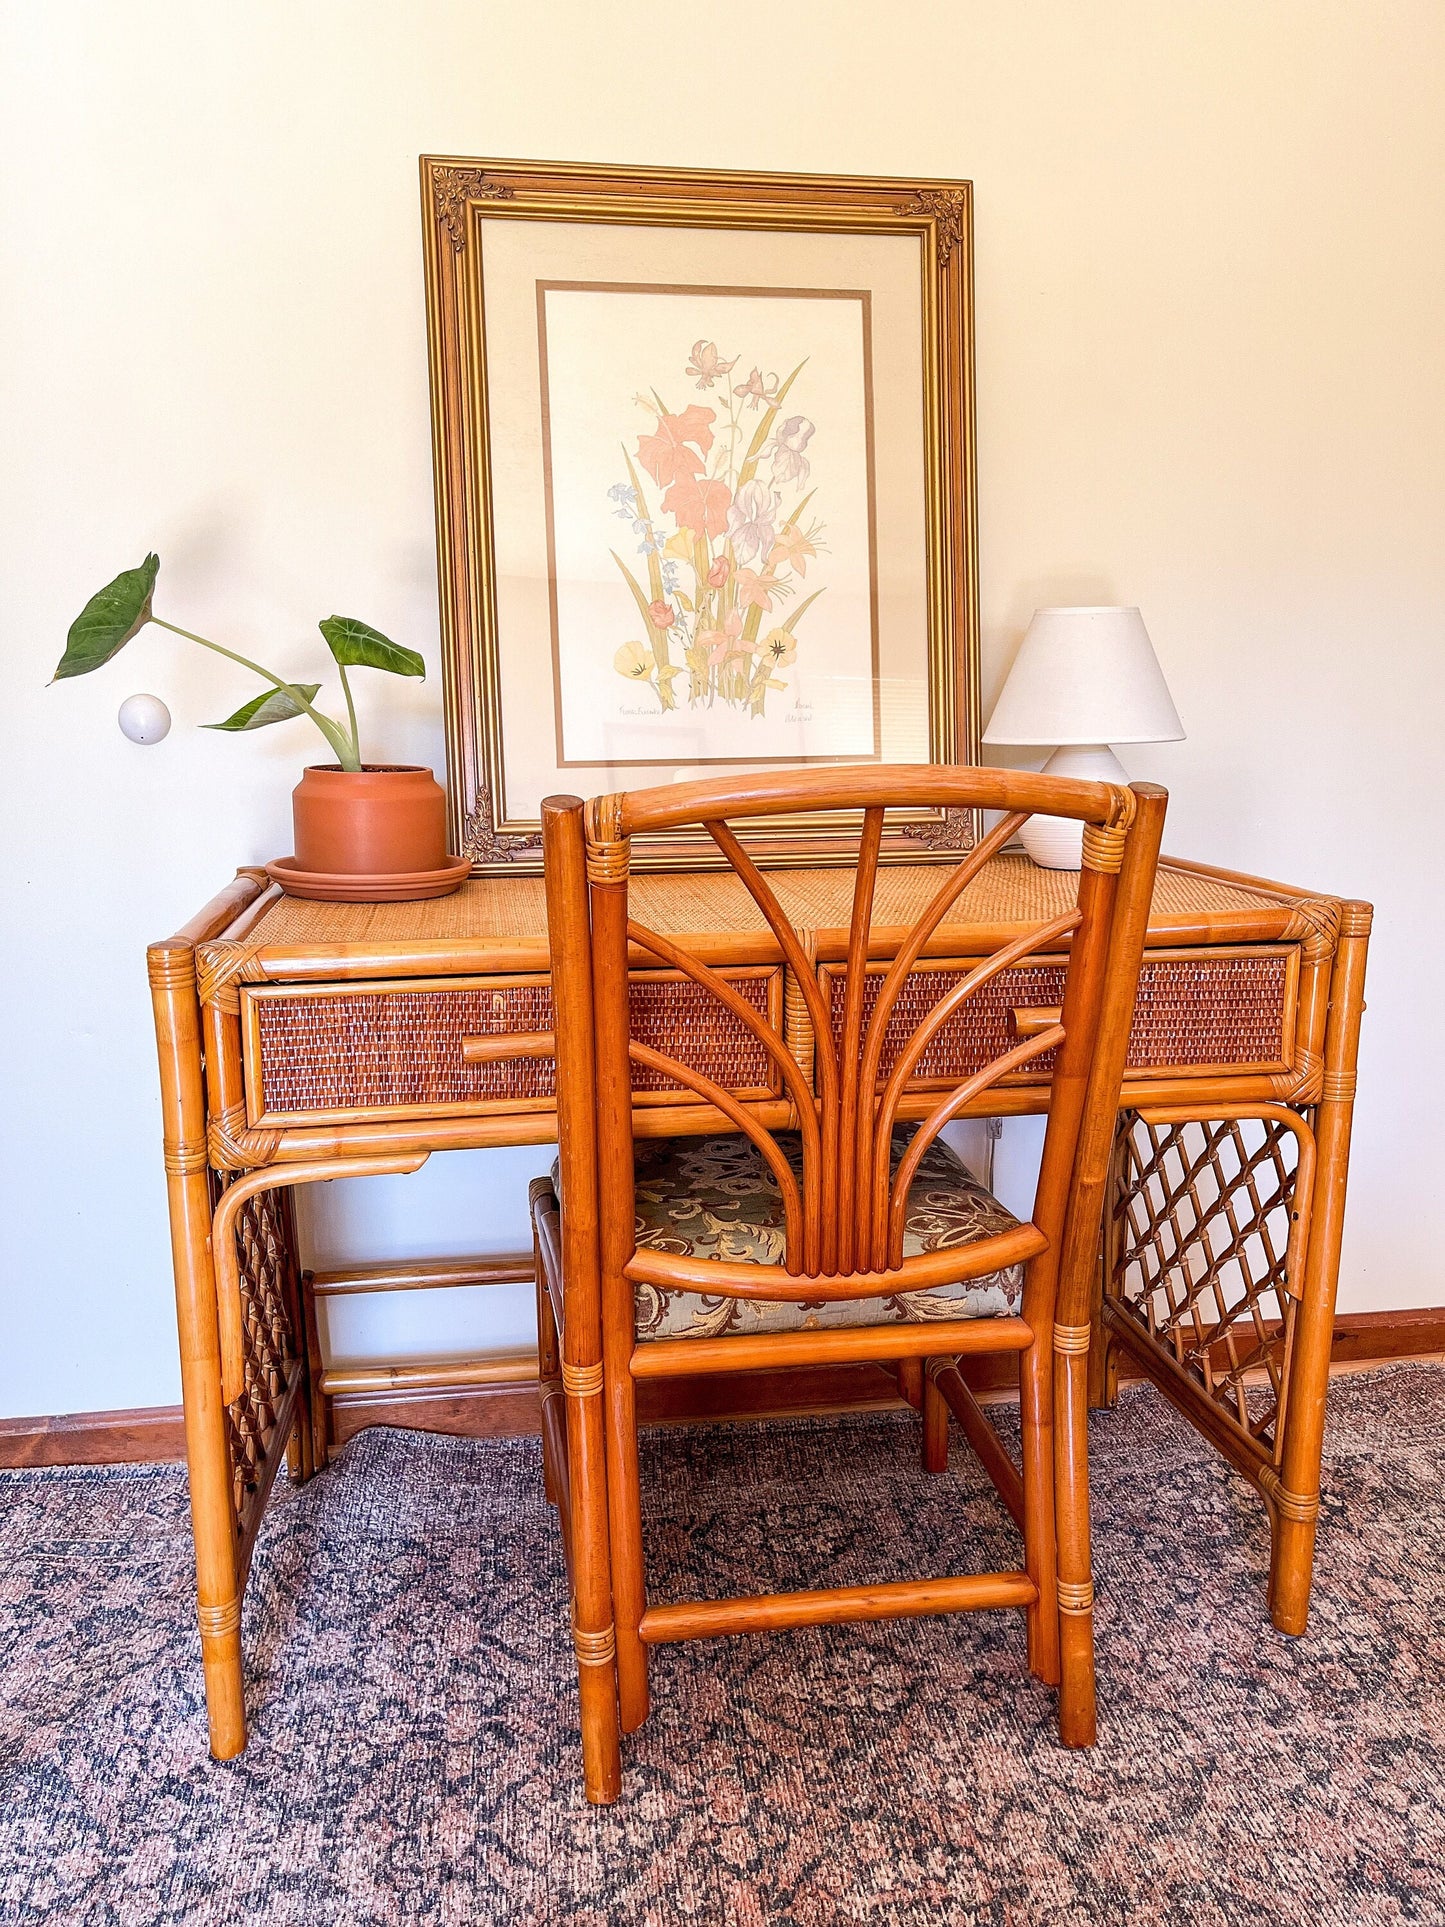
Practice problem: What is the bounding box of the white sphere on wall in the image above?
[117,694,171,745]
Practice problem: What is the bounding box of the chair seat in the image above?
[556,1128,1026,1343]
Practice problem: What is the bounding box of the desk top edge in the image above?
[162,851,1370,966]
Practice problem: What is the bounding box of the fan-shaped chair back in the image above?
[545,767,1165,1323]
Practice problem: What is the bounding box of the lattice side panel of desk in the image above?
[218,1181,306,1518]
[1106,1111,1305,1460]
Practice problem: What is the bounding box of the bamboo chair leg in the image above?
[564,1375,622,1804]
[1093,1330,1121,1412]
[276,1191,314,1486]
[603,1362,651,1734]
[535,1259,560,1509]
[1018,1335,1060,1687]
[1087,1239,1120,1412]
[300,1268,329,1474]
[1053,1335,1096,1745]
[897,1356,924,1410]
[921,1362,949,1474]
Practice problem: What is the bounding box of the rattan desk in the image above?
[148,852,1370,1758]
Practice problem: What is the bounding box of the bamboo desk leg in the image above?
[1268,901,1371,1633]
[152,930,432,1757]
[149,940,248,1759]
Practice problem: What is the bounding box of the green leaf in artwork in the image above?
[777,489,816,535]
[202,684,323,732]
[52,553,160,680]
[787,587,826,629]
[610,550,659,633]
[736,362,807,489]
[318,616,425,678]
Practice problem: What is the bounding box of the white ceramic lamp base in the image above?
[1018,744,1130,869]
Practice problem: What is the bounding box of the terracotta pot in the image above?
[291,765,449,876]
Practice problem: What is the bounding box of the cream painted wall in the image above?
[3,1,1442,1419]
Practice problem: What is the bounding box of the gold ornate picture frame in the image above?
[420,156,981,873]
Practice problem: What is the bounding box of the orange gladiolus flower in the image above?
[635,406,716,488]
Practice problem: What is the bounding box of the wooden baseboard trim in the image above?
[5,1308,1443,1467]
[329,1379,542,1449]
[1326,1307,1445,1360]
[0,1403,188,1468]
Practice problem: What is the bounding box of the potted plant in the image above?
[53,554,468,900]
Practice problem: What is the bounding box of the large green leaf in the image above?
[610,550,657,632]
[788,587,826,629]
[620,446,666,605]
[319,616,425,678]
[202,683,322,732]
[53,554,160,680]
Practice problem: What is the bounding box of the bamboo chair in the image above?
[529,767,1166,1803]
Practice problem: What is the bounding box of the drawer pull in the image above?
[1012,1006,1063,1038]
[461,1031,557,1065]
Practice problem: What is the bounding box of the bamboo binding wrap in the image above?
[571,1614,618,1667]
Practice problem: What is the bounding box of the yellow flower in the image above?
[663,528,694,562]
[760,629,797,666]
[614,641,653,682]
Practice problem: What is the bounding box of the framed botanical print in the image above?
[419,156,981,872]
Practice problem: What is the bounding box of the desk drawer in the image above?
[241,968,782,1127]
[820,947,1299,1087]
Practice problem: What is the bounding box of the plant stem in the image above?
[337,662,361,764]
[149,616,359,768]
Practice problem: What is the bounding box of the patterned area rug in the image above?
[2,1364,1443,1926]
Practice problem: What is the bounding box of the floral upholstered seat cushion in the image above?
[551,1128,1026,1343]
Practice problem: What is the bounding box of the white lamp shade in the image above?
[983,606,1184,747]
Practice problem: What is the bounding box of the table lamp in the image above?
[983,605,1184,868]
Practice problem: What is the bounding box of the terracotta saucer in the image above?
[265,855,471,902]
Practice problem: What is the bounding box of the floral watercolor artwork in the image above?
[539,284,878,768]
[607,342,828,722]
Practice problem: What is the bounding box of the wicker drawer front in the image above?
[243,969,781,1125]
[821,947,1297,1087]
